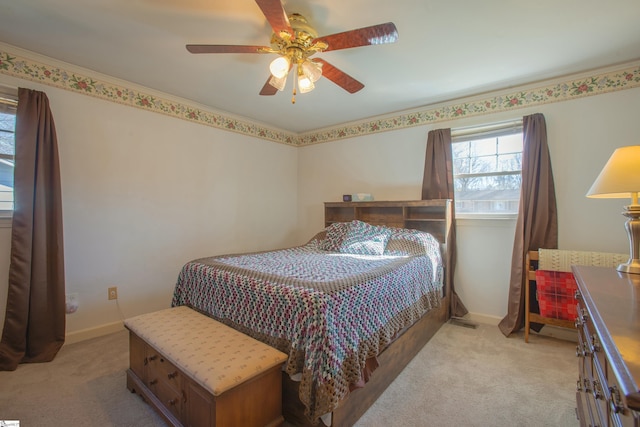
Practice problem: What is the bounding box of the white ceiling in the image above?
[1,0,639,133]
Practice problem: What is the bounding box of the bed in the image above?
[171,200,452,426]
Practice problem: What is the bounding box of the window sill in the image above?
[456,214,518,228]
[0,215,13,228]
[456,213,518,220]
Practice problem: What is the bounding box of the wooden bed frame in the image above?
[283,200,453,426]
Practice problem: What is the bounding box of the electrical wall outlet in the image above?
[66,293,79,314]
[108,286,118,300]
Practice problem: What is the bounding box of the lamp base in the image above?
[617,259,640,275]
[619,204,640,275]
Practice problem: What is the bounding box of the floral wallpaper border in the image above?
[299,64,640,145]
[0,47,297,145]
[1,46,639,147]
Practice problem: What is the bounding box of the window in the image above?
[451,121,523,216]
[0,99,16,215]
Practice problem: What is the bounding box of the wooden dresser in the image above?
[573,266,640,426]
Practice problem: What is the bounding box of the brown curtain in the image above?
[422,128,468,318]
[498,113,557,337]
[0,88,65,371]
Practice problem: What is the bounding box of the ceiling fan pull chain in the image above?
[291,73,297,104]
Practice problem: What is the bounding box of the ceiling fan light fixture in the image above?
[301,60,322,82]
[297,67,315,93]
[269,74,288,91]
[186,2,399,99]
[269,56,290,78]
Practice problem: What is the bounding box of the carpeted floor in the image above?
[0,321,579,426]
[0,330,165,427]
[354,322,578,426]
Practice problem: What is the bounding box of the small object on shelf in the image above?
[343,194,352,202]
[352,193,374,201]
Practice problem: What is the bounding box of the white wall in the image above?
[1,67,638,341]
[297,87,640,322]
[0,74,299,342]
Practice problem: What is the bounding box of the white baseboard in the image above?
[64,312,577,346]
[464,312,578,342]
[466,312,501,325]
[65,320,125,345]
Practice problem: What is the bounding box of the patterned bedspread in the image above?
[171,227,443,424]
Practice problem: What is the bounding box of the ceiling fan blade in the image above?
[254,0,293,38]
[314,22,398,52]
[186,45,270,54]
[314,59,364,94]
[259,76,279,96]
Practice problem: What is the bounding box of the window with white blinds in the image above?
[0,92,17,215]
[451,120,523,217]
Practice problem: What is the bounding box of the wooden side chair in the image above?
[524,249,627,342]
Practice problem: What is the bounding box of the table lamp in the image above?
[587,145,640,274]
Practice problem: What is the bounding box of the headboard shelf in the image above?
[324,199,452,247]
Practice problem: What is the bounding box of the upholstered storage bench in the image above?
[125,305,288,427]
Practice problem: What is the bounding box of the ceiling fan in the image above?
[186,0,398,102]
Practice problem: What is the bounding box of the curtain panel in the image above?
[422,128,468,318]
[0,88,65,371]
[498,113,558,337]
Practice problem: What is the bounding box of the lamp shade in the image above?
[586,145,640,200]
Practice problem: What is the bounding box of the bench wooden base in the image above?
[127,331,284,427]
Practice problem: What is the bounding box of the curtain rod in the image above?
[0,96,18,107]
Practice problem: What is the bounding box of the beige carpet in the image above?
[0,322,578,426]
[355,322,578,426]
